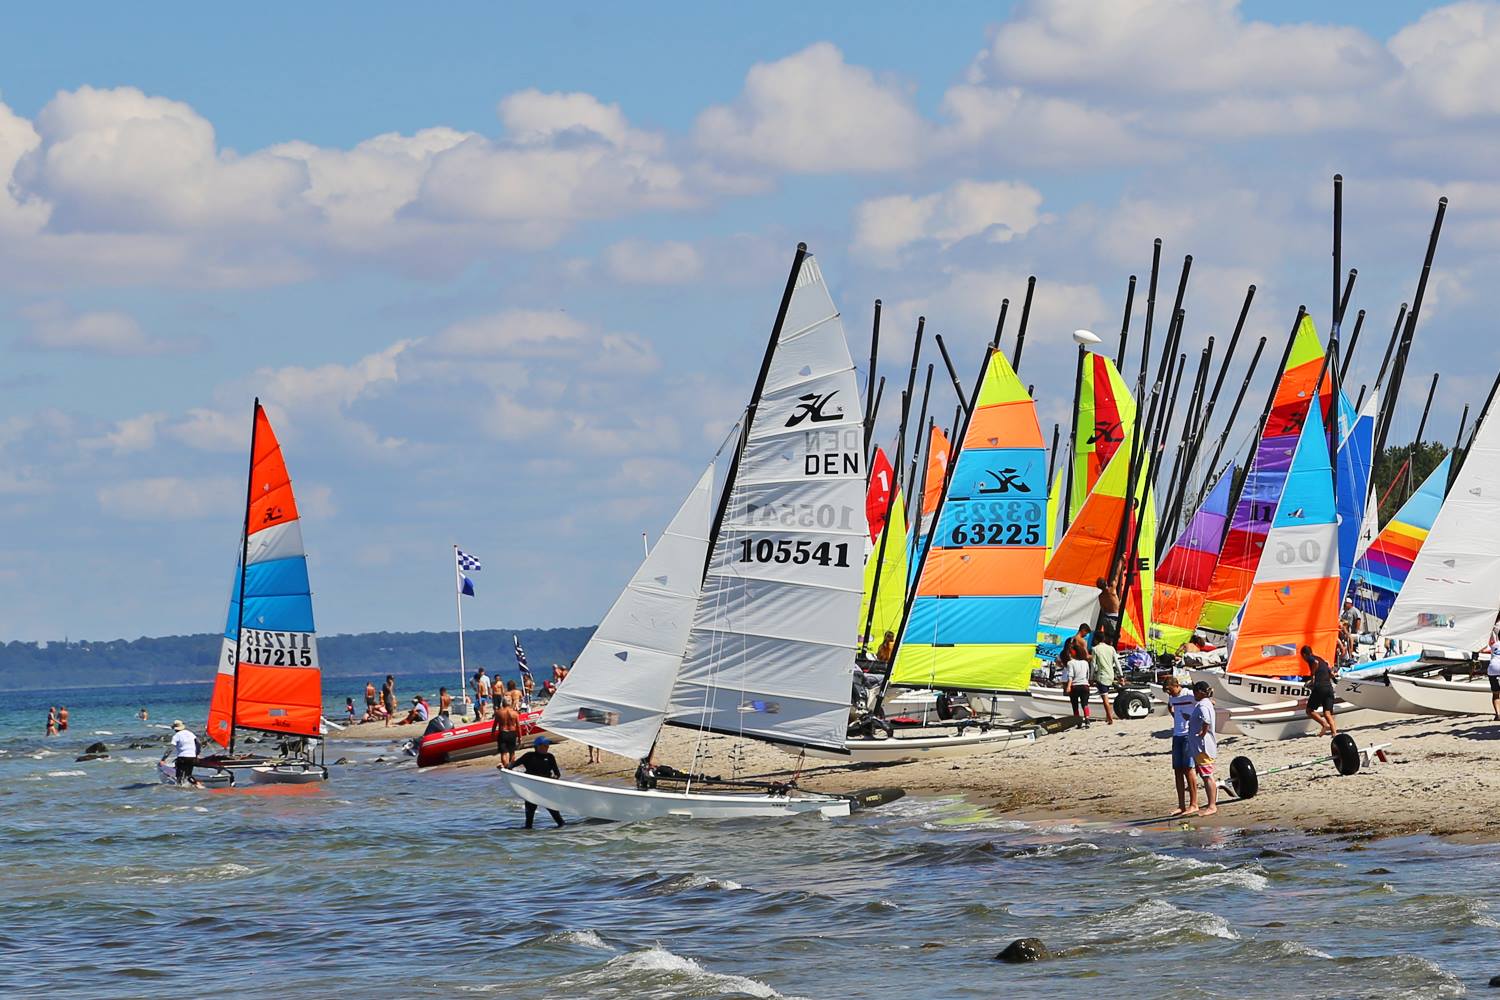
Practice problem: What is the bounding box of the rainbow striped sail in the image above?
[1351,453,1451,623]
[1226,395,1339,677]
[1153,464,1235,652]
[1200,315,1328,633]
[206,402,321,749]
[1070,353,1136,521]
[1334,388,1378,601]
[890,350,1045,692]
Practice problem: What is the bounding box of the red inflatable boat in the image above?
[414,710,544,768]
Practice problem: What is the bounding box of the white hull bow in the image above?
[500,769,850,822]
[1385,673,1496,716]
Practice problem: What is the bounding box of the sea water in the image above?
[1,681,1494,999]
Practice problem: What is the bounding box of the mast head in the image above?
[1072,329,1102,349]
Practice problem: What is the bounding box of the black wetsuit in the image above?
[513,749,565,827]
[1306,656,1336,713]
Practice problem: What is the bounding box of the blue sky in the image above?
[0,0,1495,643]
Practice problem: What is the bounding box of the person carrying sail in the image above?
[508,736,565,828]
[162,720,200,786]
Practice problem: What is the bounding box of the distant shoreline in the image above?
[0,669,463,695]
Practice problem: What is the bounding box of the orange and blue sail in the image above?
[1226,394,1339,677]
[1069,353,1136,521]
[206,403,321,748]
[1200,316,1329,633]
[1351,452,1450,623]
[890,350,1045,692]
[1153,464,1235,652]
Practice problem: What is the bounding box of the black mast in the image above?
[228,398,260,756]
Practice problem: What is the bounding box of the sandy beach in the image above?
[333,707,1500,843]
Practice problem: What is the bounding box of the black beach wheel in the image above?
[1229,756,1258,800]
[1331,733,1361,775]
[1114,690,1151,719]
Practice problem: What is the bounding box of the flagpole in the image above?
[453,544,469,718]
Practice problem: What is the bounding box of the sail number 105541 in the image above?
[737,538,851,567]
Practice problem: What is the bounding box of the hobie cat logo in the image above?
[978,468,1032,494]
[1087,420,1122,445]
[785,391,842,427]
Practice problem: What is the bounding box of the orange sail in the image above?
[921,424,951,523]
[206,402,321,747]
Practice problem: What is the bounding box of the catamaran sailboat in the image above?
[197,399,329,785]
[502,244,885,821]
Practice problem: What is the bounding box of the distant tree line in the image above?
[1370,440,1448,523]
[0,626,595,691]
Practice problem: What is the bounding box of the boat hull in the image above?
[248,762,328,784]
[794,725,1037,763]
[1385,673,1496,716]
[415,710,543,767]
[1225,702,1399,740]
[1189,669,1313,706]
[500,769,850,821]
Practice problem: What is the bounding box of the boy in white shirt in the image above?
[1187,681,1218,816]
[1164,676,1198,815]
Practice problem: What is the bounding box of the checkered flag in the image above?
[456,548,482,572]
[455,546,481,597]
[513,635,532,681]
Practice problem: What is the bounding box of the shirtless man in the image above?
[494,700,521,767]
[504,679,523,711]
[57,706,69,732]
[438,687,453,717]
[473,668,490,721]
[364,681,377,718]
[1096,565,1124,635]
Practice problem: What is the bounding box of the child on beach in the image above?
[1165,677,1197,815]
[1063,639,1092,726]
[1187,681,1218,817]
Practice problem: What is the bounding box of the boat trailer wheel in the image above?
[1228,734,1364,801]
[1113,690,1152,719]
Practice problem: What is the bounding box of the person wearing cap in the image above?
[1185,682,1218,817]
[509,736,565,828]
[162,721,200,786]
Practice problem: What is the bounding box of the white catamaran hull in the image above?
[1385,673,1497,716]
[500,769,850,821]
[1189,668,1314,706]
[247,762,328,784]
[794,725,1037,763]
[1224,702,1399,740]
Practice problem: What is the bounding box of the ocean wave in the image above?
[652,873,746,894]
[1072,898,1239,945]
[574,945,791,999]
[1007,840,1102,859]
[46,769,87,777]
[1188,866,1269,892]
[92,730,114,736]
[1235,938,1333,962]
[545,929,613,950]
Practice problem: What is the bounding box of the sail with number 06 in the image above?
[1225,391,1339,677]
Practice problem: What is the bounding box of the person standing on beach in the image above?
[381,676,396,727]
[46,706,57,737]
[1063,639,1092,726]
[439,687,453,717]
[344,698,356,724]
[1187,681,1218,816]
[1301,645,1338,737]
[1164,676,1197,815]
[494,699,520,766]
[509,735,566,828]
[1482,626,1500,722]
[473,667,490,721]
[364,681,377,718]
[505,679,523,711]
[57,706,69,732]
[1091,629,1119,725]
[162,720,200,786]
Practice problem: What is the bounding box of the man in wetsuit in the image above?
[509,735,565,828]
[1301,645,1338,737]
[495,699,521,767]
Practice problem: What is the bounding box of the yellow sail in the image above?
[858,490,908,650]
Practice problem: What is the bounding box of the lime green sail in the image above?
[1045,465,1064,562]
[1069,353,1137,522]
[858,490,908,651]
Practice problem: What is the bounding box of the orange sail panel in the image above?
[206,404,321,746]
[1226,393,1339,677]
[921,424,950,522]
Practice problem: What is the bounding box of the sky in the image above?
[0,0,1495,643]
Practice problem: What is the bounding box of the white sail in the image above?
[540,465,714,759]
[668,252,864,753]
[1383,403,1500,651]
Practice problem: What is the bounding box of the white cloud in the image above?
[96,475,238,520]
[1390,2,1500,119]
[852,180,1045,266]
[694,43,928,172]
[603,239,703,284]
[167,408,246,452]
[17,303,188,356]
[431,309,590,357]
[83,412,165,454]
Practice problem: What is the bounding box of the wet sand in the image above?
[330,705,1500,843]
